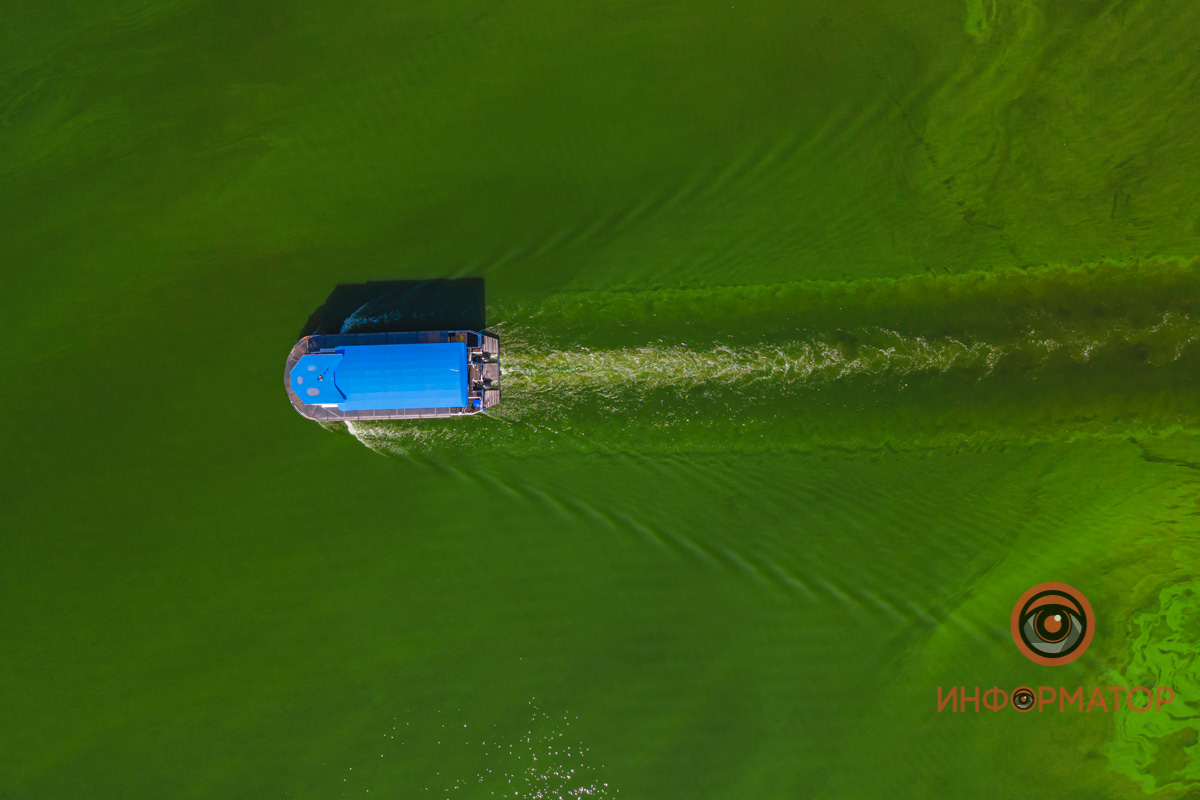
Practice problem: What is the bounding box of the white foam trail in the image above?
[501,333,1002,395]
[346,420,407,455]
[499,312,1197,395]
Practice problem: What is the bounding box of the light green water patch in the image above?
[338,259,1200,457]
[1105,580,1200,793]
[930,0,1200,267]
[963,0,998,42]
[814,431,1200,799]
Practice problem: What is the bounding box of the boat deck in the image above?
[285,330,499,422]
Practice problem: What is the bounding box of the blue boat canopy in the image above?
[292,342,469,411]
[291,353,344,404]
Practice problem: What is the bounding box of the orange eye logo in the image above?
[1011,583,1094,666]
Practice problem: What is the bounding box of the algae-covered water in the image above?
[3,1,1200,797]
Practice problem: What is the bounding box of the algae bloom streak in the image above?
[337,259,1200,458]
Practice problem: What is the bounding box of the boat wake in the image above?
[337,258,1200,458]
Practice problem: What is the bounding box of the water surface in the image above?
[3,1,1200,797]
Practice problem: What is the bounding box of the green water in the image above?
[3,1,1200,797]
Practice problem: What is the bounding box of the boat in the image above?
[284,330,500,421]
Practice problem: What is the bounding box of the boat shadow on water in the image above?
[298,278,487,338]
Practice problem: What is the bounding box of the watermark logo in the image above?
[937,684,1175,713]
[1010,582,1094,666]
[936,583,1179,714]
[1011,687,1035,711]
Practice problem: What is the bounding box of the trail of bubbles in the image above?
[502,335,1004,395]
[495,309,1197,402]
[475,700,615,799]
[347,701,615,797]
